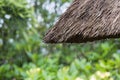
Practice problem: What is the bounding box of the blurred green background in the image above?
[0,0,120,80]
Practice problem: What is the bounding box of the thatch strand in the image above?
[44,0,120,43]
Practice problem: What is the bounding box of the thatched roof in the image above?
[44,0,120,43]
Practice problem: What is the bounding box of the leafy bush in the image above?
[0,0,120,80]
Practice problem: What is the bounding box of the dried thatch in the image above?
[44,0,120,43]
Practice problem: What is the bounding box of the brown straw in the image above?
[44,0,120,43]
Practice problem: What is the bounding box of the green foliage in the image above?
[0,0,120,80]
[1,45,120,80]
